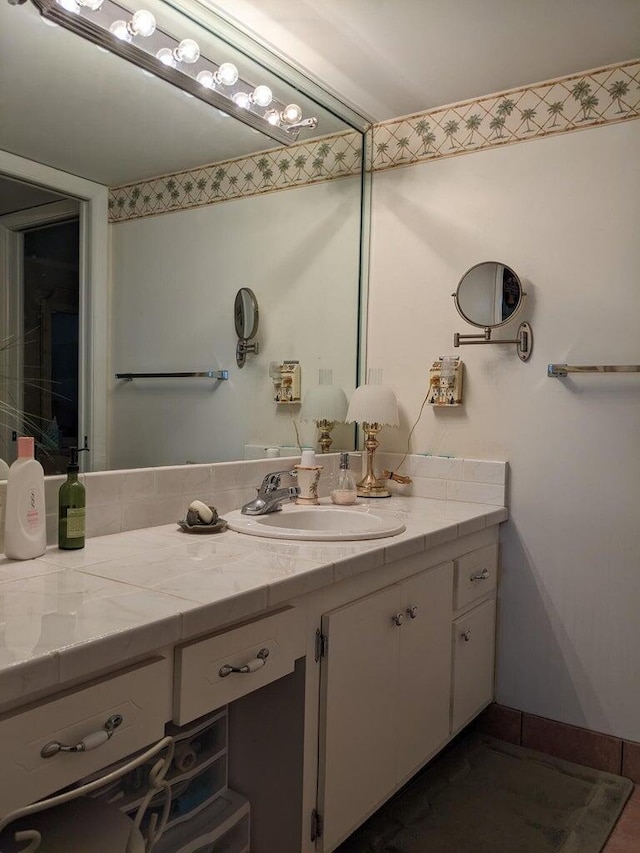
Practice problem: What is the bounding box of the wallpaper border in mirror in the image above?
[109,129,362,222]
[370,59,639,172]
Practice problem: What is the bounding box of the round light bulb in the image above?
[252,85,272,107]
[129,10,156,37]
[216,62,238,86]
[156,47,176,67]
[232,91,251,109]
[57,0,80,12]
[174,38,200,64]
[282,103,302,124]
[265,109,281,126]
[109,20,132,42]
[196,70,215,89]
[78,0,104,10]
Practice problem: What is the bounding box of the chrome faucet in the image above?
[241,469,300,515]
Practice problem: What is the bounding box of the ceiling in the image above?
[207,0,640,121]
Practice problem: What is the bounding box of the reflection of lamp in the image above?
[21,0,318,145]
[346,371,398,498]
[300,369,348,453]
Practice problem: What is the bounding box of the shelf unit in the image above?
[90,707,249,853]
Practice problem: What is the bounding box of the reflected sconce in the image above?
[346,370,399,498]
[18,0,318,145]
[300,369,348,453]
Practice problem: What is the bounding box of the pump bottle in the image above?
[58,446,89,550]
[330,453,358,505]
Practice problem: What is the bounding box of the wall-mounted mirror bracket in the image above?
[454,323,533,361]
[236,339,259,368]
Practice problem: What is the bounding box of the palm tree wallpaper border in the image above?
[108,130,363,223]
[371,59,639,172]
[109,59,639,222]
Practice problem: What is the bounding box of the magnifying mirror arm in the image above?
[453,328,492,345]
[453,323,533,362]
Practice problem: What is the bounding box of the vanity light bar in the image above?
[27,0,316,146]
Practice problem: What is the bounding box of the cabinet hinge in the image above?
[311,808,324,841]
[315,629,327,661]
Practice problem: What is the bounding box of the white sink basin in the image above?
[225,505,405,541]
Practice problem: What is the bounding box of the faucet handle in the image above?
[260,469,297,492]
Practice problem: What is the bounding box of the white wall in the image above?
[367,121,640,740]
[109,178,360,468]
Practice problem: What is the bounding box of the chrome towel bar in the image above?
[115,370,229,381]
[547,364,640,378]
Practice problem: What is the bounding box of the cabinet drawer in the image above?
[454,543,498,611]
[451,598,496,733]
[0,656,171,816]
[174,606,305,725]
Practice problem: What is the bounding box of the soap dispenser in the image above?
[331,453,358,505]
[58,445,90,550]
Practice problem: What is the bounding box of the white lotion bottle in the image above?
[0,457,9,553]
[4,437,47,560]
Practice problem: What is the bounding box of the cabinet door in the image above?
[396,561,453,784]
[319,585,400,852]
[451,598,496,733]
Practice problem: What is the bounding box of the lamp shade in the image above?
[300,384,349,422]
[346,384,399,426]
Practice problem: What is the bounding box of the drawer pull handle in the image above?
[40,714,123,759]
[219,647,269,678]
[406,606,418,619]
[392,613,404,626]
[470,568,490,581]
[460,629,472,642]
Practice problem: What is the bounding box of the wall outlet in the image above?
[273,361,301,404]
[427,357,463,406]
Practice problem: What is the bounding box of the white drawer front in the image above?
[0,656,171,816]
[174,607,305,725]
[454,543,498,611]
[451,598,496,733]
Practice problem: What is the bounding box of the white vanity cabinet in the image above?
[451,543,498,734]
[0,516,502,853]
[317,561,454,852]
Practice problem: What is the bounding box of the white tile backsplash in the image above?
[18,452,506,544]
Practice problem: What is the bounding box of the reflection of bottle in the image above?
[59,446,90,550]
[331,453,358,505]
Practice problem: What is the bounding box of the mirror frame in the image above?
[234,287,259,341]
[453,261,525,329]
[2,0,372,471]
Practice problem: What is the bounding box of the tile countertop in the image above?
[0,497,507,708]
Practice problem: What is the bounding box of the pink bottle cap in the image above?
[17,436,35,458]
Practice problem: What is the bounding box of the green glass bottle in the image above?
[58,446,89,550]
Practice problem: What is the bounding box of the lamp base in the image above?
[356,485,391,498]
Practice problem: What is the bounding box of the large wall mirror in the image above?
[0,0,368,473]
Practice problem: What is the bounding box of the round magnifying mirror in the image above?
[234,288,259,340]
[453,262,525,328]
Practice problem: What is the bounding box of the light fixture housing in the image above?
[346,381,399,498]
[26,0,317,145]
